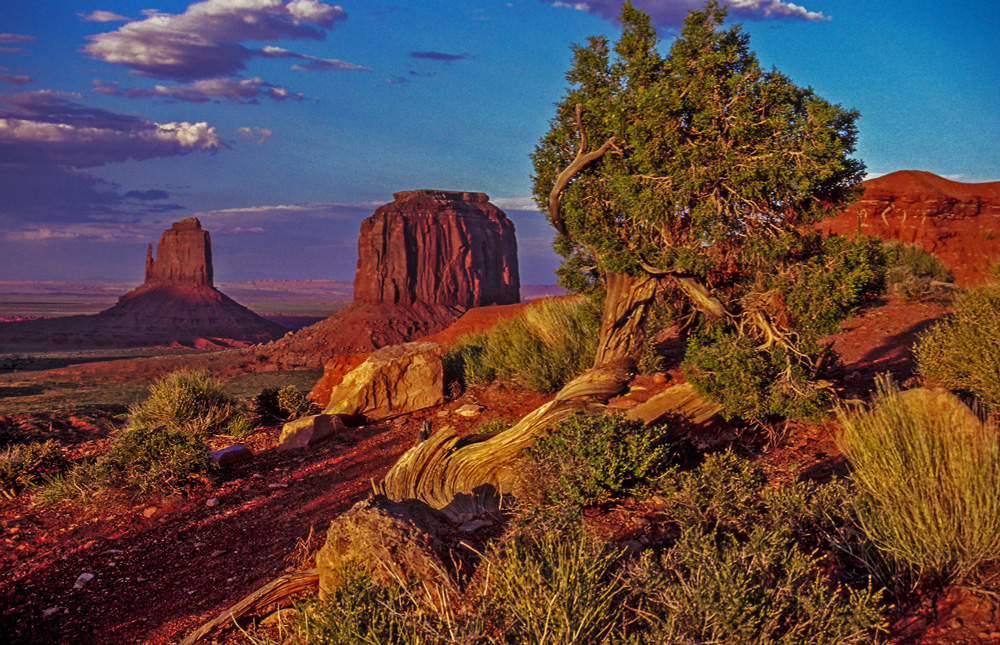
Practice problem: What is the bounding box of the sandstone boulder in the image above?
[819,170,1000,286]
[277,414,346,451]
[315,494,458,601]
[625,382,723,437]
[324,342,444,421]
[354,190,520,308]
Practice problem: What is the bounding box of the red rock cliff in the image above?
[354,190,520,307]
[144,217,213,288]
[819,170,1000,285]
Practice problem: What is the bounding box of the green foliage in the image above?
[524,413,675,510]
[444,297,600,393]
[254,385,316,423]
[636,524,883,645]
[0,440,67,498]
[641,450,885,644]
[915,280,1000,411]
[838,380,1000,581]
[776,234,887,335]
[884,241,951,300]
[87,424,214,497]
[532,1,864,286]
[127,371,239,436]
[683,324,828,421]
[488,525,625,645]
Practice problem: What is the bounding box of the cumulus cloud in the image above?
[409,51,475,62]
[0,91,222,167]
[543,0,828,28]
[80,10,130,23]
[83,0,356,81]
[93,77,306,103]
[236,126,273,143]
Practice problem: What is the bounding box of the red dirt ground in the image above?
[2,293,998,645]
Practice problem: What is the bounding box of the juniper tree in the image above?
[532,1,879,417]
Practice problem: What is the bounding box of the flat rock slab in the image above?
[625,382,722,437]
[278,414,346,451]
[324,341,444,421]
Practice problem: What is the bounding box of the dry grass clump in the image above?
[127,370,243,436]
[838,379,1000,581]
[915,278,1000,411]
[444,297,599,393]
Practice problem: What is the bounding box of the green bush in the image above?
[915,280,1000,411]
[0,440,67,498]
[488,525,625,645]
[523,413,674,511]
[884,241,951,300]
[444,297,600,393]
[838,380,1000,581]
[683,325,829,421]
[254,385,316,423]
[88,425,214,497]
[635,524,883,645]
[127,371,240,436]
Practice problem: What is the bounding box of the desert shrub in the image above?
[914,279,1000,411]
[488,525,625,645]
[777,234,887,336]
[471,418,510,435]
[884,241,952,300]
[658,449,767,533]
[633,523,883,645]
[87,424,214,497]
[683,325,829,422]
[838,379,1000,581]
[254,385,316,423]
[444,297,600,393]
[523,413,674,511]
[127,371,240,436]
[0,440,67,498]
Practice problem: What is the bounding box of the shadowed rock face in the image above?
[354,190,520,308]
[820,170,1000,286]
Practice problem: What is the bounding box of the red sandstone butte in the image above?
[819,170,1000,286]
[354,190,520,307]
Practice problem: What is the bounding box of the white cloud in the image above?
[492,196,539,211]
[80,10,130,23]
[544,0,828,28]
[236,126,274,143]
[0,90,221,167]
[83,0,354,81]
[93,77,306,103]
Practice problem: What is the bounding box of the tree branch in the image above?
[548,103,616,237]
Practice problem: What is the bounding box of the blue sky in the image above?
[1,0,997,285]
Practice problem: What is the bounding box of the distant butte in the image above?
[0,218,286,350]
[821,170,1000,285]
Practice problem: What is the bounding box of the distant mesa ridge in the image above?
[821,170,1000,286]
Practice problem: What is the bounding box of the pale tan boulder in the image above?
[323,341,444,421]
[277,414,346,451]
[315,495,458,602]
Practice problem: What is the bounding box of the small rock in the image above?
[42,607,61,618]
[209,444,253,466]
[73,573,94,590]
[648,494,670,512]
[211,550,227,558]
[620,540,644,555]
[455,404,484,418]
[436,410,449,418]
[633,516,651,528]
[651,372,668,385]
[194,542,206,549]
[1,516,23,528]
[206,498,219,507]
[268,482,289,489]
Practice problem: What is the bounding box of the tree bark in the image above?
[592,271,658,369]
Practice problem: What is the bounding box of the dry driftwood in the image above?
[378,361,632,517]
[179,568,319,645]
